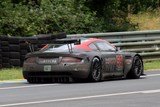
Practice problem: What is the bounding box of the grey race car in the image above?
[22,37,144,83]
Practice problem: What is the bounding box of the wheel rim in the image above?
[134,58,143,76]
[92,61,101,81]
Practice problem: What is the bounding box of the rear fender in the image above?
[124,54,143,75]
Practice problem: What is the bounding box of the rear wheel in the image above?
[127,56,143,79]
[88,57,102,82]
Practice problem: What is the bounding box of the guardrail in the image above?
[67,30,160,61]
[0,30,160,68]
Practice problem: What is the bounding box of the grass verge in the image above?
[144,60,160,71]
[0,68,23,81]
[0,61,160,81]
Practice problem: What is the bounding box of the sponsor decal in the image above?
[116,55,123,70]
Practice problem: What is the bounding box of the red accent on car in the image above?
[74,38,104,51]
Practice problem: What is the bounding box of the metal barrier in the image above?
[0,30,160,68]
[67,30,160,61]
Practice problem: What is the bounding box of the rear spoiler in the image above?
[20,32,81,52]
[20,32,67,44]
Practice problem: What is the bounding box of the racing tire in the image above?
[2,52,9,57]
[127,56,143,79]
[88,57,102,82]
[0,54,2,59]
[0,59,2,64]
[2,57,10,63]
[2,63,11,68]
[10,52,20,59]
[0,36,9,41]
[9,45,20,52]
[9,37,20,44]
[10,59,21,66]
[1,46,10,52]
[1,41,9,46]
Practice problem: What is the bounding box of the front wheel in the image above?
[88,57,102,82]
[127,56,143,79]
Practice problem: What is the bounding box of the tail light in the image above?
[25,57,36,63]
[61,57,82,63]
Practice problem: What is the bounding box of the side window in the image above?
[89,43,98,51]
[96,42,115,51]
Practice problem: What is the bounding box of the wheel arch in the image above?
[126,54,144,78]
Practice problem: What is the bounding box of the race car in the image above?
[22,37,144,83]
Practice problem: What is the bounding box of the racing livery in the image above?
[22,37,144,83]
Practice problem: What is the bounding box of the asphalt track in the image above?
[0,71,160,107]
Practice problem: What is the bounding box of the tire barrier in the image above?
[0,32,67,68]
[0,36,32,68]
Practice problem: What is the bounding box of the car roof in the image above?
[74,38,106,51]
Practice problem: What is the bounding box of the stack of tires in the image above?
[9,37,21,67]
[19,38,30,66]
[1,36,10,68]
[0,37,2,68]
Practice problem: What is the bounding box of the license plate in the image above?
[44,65,51,72]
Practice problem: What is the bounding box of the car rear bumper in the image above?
[23,62,90,79]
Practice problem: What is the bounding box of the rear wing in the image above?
[20,32,81,53]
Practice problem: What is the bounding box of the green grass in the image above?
[144,60,160,71]
[0,61,160,81]
[0,68,23,81]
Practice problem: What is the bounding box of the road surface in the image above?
[0,71,160,107]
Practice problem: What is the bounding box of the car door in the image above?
[95,41,123,76]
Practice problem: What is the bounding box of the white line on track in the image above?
[0,89,160,107]
[0,84,59,90]
[0,73,160,90]
[146,73,160,77]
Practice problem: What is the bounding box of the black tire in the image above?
[9,45,20,52]
[88,57,102,82]
[2,57,10,63]
[1,41,9,46]
[10,52,20,59]
[127,56,143,79]
[0,54,2,59]
[2,52,9,57]
[0,36,9,41]
[2,63,11,68]
[10,59,21,66]
[0,64,2,69]
[0,59,2,64]
[9,37,20,44]
[1,46,9,52]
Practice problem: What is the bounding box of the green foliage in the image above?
[0,0,159,36]
[0,0,100,36]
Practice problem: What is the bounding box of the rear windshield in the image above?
[42,38,87,53]
[44,44,75,52]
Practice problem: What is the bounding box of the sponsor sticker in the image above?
[44,65,51,72]
[116,55,123,70]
